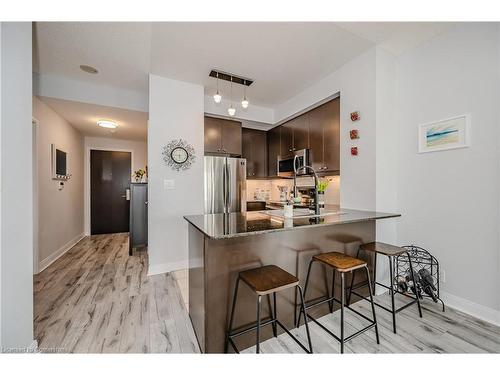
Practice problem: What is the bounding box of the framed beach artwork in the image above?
[418,114,470,153]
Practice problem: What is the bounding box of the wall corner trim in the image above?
[441,291,500,327]
[37,233,86,273]
[147,260,188,276]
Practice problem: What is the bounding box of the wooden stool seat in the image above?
[359,242,407,256]
[240,265,299,296]
[313,252,366,272]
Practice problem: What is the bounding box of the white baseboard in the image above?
[28,340,38,353]
[37,233,86,273]
[148,260,188,276]
[441,291,500,327]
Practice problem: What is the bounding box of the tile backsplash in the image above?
[247,176,340,205]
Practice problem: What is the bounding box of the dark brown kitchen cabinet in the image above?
[291,114,309,150]
[280,113,309,156]
[242,128,267,178]
[280,122,293,157]
[308,98,340,173]
[267,126,280,177]
[204,116,242,156]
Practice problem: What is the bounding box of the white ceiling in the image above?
[39,97,148,141]
[34,22,452,109]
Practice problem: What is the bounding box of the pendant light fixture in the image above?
[213,72,222,104]
[241,82,249,109]
[227,77,236,116]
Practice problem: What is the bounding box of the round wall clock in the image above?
[162,139,196,171]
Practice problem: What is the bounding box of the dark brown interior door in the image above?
[91,150,132,235]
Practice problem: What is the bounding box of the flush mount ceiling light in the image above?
[213,72,222,104]
[80,64,98,74]
[97,120,117,129]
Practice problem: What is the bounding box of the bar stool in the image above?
[347,242,423,334]
[225,265,313,354]
[297,252,379,354]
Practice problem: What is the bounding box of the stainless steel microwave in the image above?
[277,149,310,177]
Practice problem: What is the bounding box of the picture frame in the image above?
[418,114,470,153]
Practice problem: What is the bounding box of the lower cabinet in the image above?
[242,128,268,178]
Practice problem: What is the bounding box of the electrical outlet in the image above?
[164,179,175,190]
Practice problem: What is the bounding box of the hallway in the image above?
[33,233,199,353]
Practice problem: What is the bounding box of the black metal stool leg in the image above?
[388,256,397,334]
[272,292,278,337]
[364,265,379,344]
[297,259,314,328]
[407,253,423,318]
[340,271,345,354]
[347,247,361,306]
[225,277,240,353]
[329,269,335,313]
[256,295,262,353]
[297,285,313,353]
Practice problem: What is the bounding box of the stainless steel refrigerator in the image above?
[204,156,247,214]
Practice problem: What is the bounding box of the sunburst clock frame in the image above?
[162,139,196,172]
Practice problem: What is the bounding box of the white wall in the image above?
[275,49,378,210]
[33,97,85,272]
[375,47,399,287]
[148,75,204,274]
[396,23,500,320]
[0,22,33,349]
[83,136,148,235]
[34,73,148,112]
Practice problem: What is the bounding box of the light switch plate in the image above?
[164,179,175,190]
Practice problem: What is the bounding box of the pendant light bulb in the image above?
[213,73,222,104]
[241,82,249,109]
[227,77,236,116]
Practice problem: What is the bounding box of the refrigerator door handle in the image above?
[225,160,230,213]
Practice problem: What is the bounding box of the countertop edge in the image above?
[184,212,401,240]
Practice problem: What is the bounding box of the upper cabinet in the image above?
[280,113,309,157]
[204,116,242,156]
[267,126,280,177]
[242,128,267,178]
[308,98,340,173]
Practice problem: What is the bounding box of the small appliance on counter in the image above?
[277,185,289,202]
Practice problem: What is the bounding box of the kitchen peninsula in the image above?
[184,208,400,353]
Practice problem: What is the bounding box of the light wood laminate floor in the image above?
[34,233,500,353]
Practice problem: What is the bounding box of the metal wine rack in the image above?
[394,245,445,312]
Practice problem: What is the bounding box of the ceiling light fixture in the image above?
[241,82,249,109]
[97,120,118,129]
[228,78,236,116]
[80,64,98,74]
[213,72,222,104]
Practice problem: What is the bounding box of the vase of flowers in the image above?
[316,177,332,208]
[133,168,146,183]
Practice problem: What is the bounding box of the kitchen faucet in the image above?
[293,156,320,216]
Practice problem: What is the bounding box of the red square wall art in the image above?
[350,111,360,122]
[351,147,358,156]
[350,129,359,140]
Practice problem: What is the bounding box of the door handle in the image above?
[122,189,131,200]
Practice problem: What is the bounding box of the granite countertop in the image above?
[184,208,400,240]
